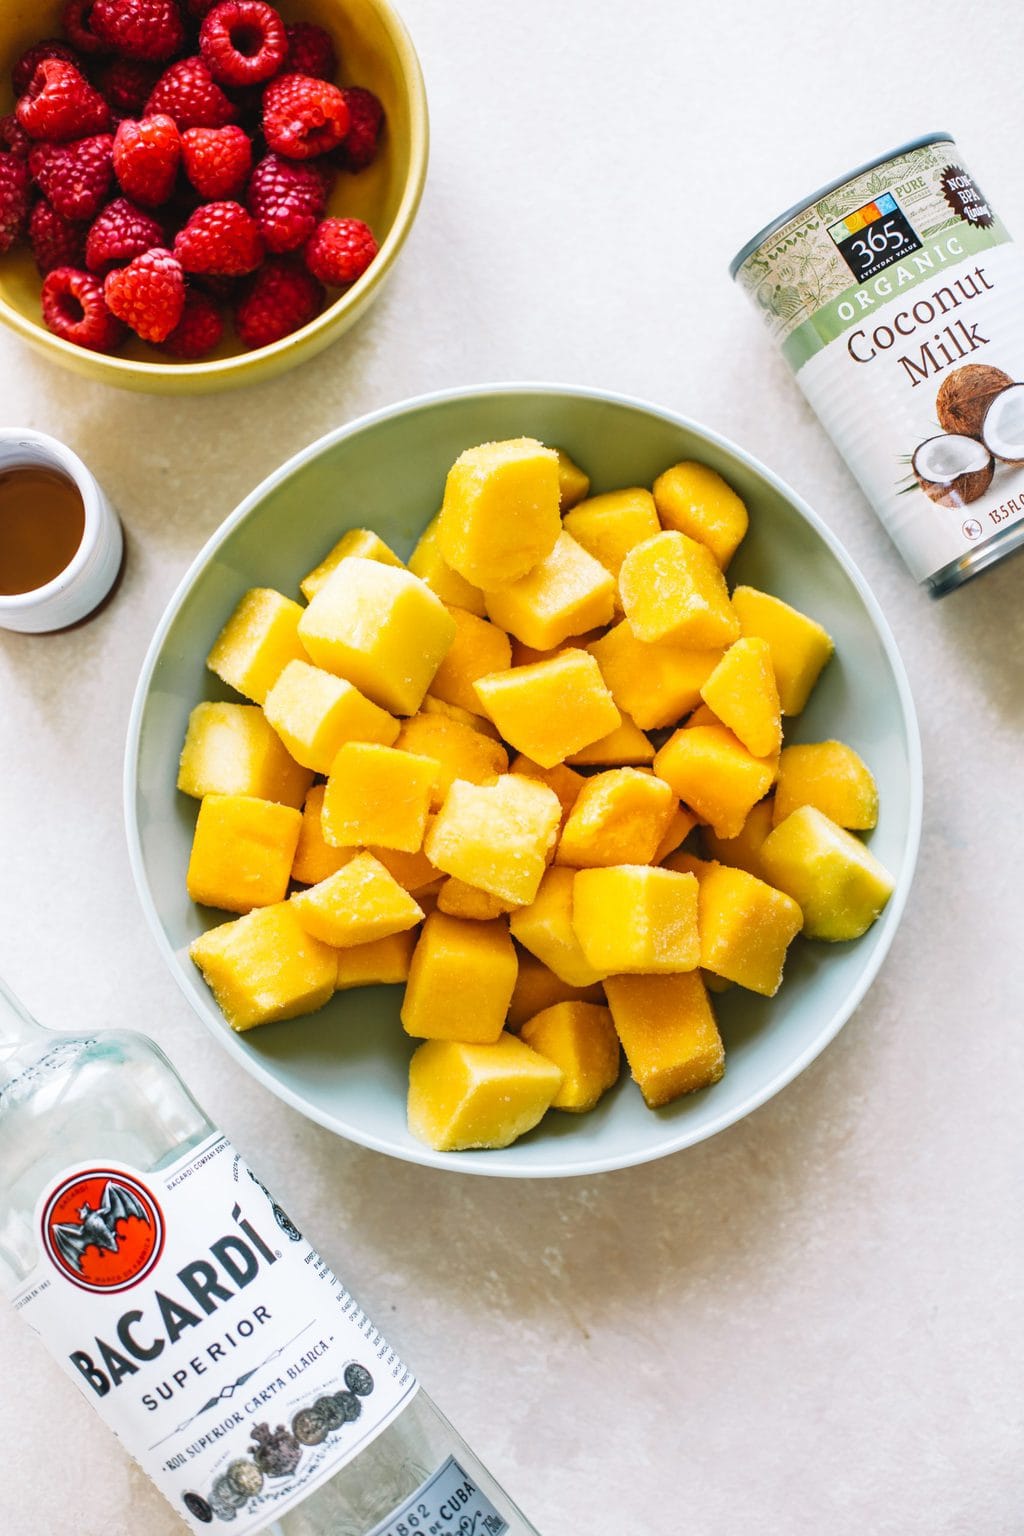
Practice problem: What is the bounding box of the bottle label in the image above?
[367,1456,510,1536]
[11,1134,417,1533]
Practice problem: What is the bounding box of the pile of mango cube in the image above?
[181,437,895,1152]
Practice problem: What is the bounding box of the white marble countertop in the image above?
[2,1,1023,1531]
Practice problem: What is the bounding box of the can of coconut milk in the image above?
[731,133,1024,594]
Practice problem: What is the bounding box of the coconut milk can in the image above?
[731,133,1024,594]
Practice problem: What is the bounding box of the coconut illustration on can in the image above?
[733,133,1024,593]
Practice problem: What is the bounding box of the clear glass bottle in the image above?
[0,979,540,1536]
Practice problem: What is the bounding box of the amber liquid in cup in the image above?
[0,465,86,596]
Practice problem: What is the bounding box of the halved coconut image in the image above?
[981,380,1024,465]
[913,433,994,507]
[935,363,1014,439]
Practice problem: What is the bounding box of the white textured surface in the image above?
[2,1,1024,1532]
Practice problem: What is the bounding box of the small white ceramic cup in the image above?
[0,428,123,634]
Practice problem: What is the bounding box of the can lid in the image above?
[728,131,956,278]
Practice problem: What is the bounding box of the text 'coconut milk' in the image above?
[731,133,1024,594]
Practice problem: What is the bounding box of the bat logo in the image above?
[41,1169,165,1294]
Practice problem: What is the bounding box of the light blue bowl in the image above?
[125,385,922,1178]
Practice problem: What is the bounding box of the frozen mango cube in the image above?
[407,1033,562,1151]
[703,797,774,879]
[557,768,675,868]
[438,437,561,589]
[654,724,777,839]
[206,588,307,705]
[425,775,561,905]
[603,971,724,1107]
[292,784,356,886]
[566,714,655,766]
[683,702,721,730]
[406,514,486,616]
[483,530,615,650]
[652,461,749,569]
[507,952,604,1028]
[697,864,802,996]
[563,487,660,582]
[298,558,457,717]
[520,1001,620,1112]
[300,527,405,603]
[509,754,586,818]
[291,851,423,948]
[428,607,512,714]
[619,530,740,649]
[401,912,518,1043]
[699,637,782,758]
[760,805,895,942]
[322,742,438,852]
[731,586,834,715]
[509,867,609,987]
[264,659,400,774]
[335,929,416,991]
[189,903,338,1031]
[773,741,878,830]
[187,794,302,914]
[554,448,591,510]
[178,702,314,808]
[588,621,721,730]
[508,631,605,668]
[396,712,508,807]
[437,878,518,920]
[474,650,620,770]
[572,865,700,974]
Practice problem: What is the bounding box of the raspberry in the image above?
[113,115,181,206]
[13,40,81,97]
[161,286,224,356]
[262,73,350,160]
[181,124,252,198]
[174,199,263,274]
[104,245,185,340]
[91,0,186,62]
[247,151,327,253]
[336,87,383,173]
[0,116,30,159]
[0,154,31,254]
[86,196,164,272]
[282,22,337,80]
[304,216,377,286]
[31,134,115,222]
[200,2,287,88]
[42,266,124,350]
[96,59,162,117]
[62,0,111,57]
[29,199,88,273]
[235,256,324,348]
[146,56,238,130]
[16,60,111,144]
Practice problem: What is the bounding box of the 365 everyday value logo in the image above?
[41,1169,165,1293]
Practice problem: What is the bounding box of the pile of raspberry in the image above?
[0,0,384,357]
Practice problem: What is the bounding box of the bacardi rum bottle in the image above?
[0,978,540,1535]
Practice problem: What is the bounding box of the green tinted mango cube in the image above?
[760,805,895,941]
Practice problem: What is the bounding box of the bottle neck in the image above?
[0,977,51,1074]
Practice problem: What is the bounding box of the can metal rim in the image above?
[728,130,956,279]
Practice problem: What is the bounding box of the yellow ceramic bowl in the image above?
[0,0,428,392]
